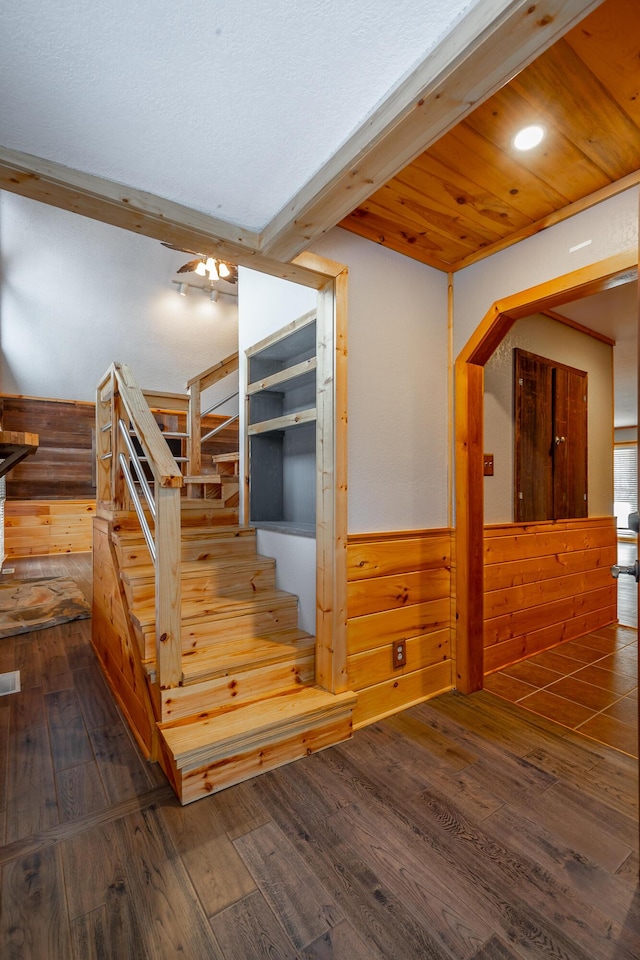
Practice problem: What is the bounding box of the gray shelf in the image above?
[247,313,317,532]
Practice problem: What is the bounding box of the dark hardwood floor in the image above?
[0,553,638,959]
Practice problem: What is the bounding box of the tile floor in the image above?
[485,623,638,758]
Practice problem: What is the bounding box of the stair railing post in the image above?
[154,484,182,688]
[96,368,113,506]
[112,389,130,511]
[187,379,202,498]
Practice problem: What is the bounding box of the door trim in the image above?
[454,250,637,693]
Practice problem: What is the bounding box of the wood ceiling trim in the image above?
[450,169,640,272]
[339,208,455,273]
[260,0,603,262]
[342,169,640,275]
[379,171,510,248]
[361,184,490,259]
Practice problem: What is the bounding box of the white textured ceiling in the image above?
[0,0,479,231]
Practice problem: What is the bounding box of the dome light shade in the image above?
[205,257,219,280]
[513,125,545,151]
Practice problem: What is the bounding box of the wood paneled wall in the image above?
[347,529,453,728]
[0,396,96,499]
[484,516,617,674]
[3,500,96,557]
[0,394,238,500]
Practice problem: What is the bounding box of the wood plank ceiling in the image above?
[339,0,640,273]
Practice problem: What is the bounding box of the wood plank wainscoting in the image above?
[3,500,96,557]
[484,516,618,675]
[347,529,454,728]
[0,394,238,502]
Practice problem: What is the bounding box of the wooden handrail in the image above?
[96,362,183,690]
[142,389,190,413]
[94,352,240,681]
[186,351,238,391]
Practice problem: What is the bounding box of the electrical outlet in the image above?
[393,640,407,668]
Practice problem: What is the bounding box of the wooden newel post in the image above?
[187,380,202,499]
[95,370,113,505]
[154,485,182,689]
[112,390,129,511]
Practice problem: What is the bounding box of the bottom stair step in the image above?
[158,686,357,804]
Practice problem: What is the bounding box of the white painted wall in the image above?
[453,187,639,358]
[310,228,450,532]
[483,314,613,523]
[0,192,238,404]
[253,529,316,635]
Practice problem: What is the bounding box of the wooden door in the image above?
[515,349,587,522]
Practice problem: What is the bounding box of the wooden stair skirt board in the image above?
[158,687,357,804]
[92,506,357,805]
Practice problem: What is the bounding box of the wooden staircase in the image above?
[94,494,356,804]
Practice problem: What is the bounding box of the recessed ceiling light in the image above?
[513,125,545,151]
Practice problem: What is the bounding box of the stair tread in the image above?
[146,627,315,683]
[182,474,239,483]
[211,452,239,462]
[121,554,274,585]
[114,524,255,543]
[160,686,356,767]
[133,587,297,630]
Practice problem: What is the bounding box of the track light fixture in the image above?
[171,280,236,300]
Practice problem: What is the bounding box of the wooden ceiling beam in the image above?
[0,146,331,290]
[259,0,604,262]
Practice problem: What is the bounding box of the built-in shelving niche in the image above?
[246,310,316,536]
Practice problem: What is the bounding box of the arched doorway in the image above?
[454,250,637,693]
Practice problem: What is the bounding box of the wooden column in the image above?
[96,370,114,505]
[187,380,202,498]
[455,359,485,693]
[315,270,349,694]
[293,251,349,696]
[155,484,183,689]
